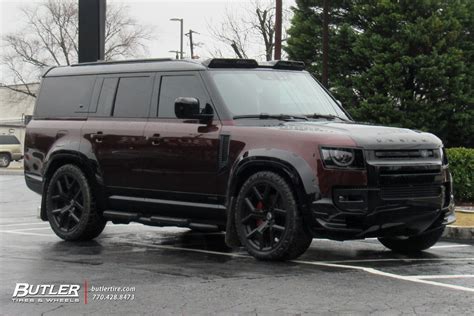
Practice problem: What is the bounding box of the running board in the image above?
[102,210,220,231]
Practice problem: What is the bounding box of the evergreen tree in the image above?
[285,0,473,147]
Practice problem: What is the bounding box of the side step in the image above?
[102,210,220,231]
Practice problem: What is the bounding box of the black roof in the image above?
[44,58,305,77]
[45,59,206,77]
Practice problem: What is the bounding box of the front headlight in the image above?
[320,147,365,169]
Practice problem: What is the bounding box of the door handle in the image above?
[149,133,161,146]
[91,131,104,143]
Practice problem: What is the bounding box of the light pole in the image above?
[170,18,184,59]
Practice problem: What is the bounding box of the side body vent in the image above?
[218,134,231,170]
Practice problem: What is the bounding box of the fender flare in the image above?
[227,148,319,199]
[40,150,104,220]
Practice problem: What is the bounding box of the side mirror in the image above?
[174,97,214,124]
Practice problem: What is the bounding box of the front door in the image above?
[141,72,224,219]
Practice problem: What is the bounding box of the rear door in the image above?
[81,73,154,204]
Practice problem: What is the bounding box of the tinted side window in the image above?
[36,75,95,117]
[0,135,20,144]
[95,78,119,116]
[113,76,152,118]
[158,75,209,118]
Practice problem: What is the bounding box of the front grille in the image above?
[375,149,437,160]
[380,185,442,200]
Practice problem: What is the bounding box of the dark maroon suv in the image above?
[24,58,455,260]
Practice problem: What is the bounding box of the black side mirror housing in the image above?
[174,97,214,124]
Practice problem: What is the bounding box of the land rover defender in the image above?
[24,58,455,260]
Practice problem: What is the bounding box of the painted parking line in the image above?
[293,259,474,293]
[0,227,52,232]
[115,241,474,293]
[325,257,474,263]
[430,244,471,249]
[1,228,473,293]
[0,230,54,237]
[408,275,474,279]
[0,222,48,227]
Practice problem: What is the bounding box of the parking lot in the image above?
[1,171,473,315]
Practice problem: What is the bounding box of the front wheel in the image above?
[234,171,313,261]
[46,164,106,241]
[378,226,445,253]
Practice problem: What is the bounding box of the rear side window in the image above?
[0,135,20,144]
[95,78,119,116]
[158,75,209,118]
[36,75,95,117]
[112,76,152,118]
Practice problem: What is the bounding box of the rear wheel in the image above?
[46,164,106,241]
[378,226,445,253]
[235,171,313,261]
[0,153,11,168]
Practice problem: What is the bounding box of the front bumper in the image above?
[309,153,454,239]
[310,187,454,239]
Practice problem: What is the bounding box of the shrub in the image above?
[446,148,474,203]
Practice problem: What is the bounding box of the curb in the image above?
[443,225,474,240]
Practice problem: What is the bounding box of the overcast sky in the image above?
[0,0,295,62]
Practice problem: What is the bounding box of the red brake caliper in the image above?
[256,201,264,226]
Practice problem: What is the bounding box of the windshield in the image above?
[208,70,349,119]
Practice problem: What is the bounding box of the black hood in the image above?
[275,121,443,150]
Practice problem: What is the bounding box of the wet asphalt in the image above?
[1,171,473,315]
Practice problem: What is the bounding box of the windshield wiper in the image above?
[305,113,351,122]
[233,114,308,121]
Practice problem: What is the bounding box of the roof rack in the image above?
[71,58,174,67]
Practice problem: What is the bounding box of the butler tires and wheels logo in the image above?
[11,283,81,303]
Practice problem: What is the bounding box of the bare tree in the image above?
[1,0,153,98]
[207,0,290,61]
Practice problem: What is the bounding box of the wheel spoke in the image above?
[273,208,286,215]
[72,187,82,200]
[241,211,263,224]
[262,184,271,204]
[57,209,69,227]
[63,214,71,230]
[51,205,69,214]
[69,212,80,223]
[268,193,281,210]
[252,186,263,201]
[244,198,256,212]
[246,227,259,239]
[63,175,72,191]
[273,224,285,232]
[56,180,65,195]
[74,201,84,211]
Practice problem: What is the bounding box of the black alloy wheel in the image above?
[46,164,106,241]
[49,173,84,232]
[235,171,313,261]
[240,182,288,251]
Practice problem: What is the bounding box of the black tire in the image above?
[378,226,445,253]
[0,153,11,168]
[234,171,313,261]
[46,164,106,241]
